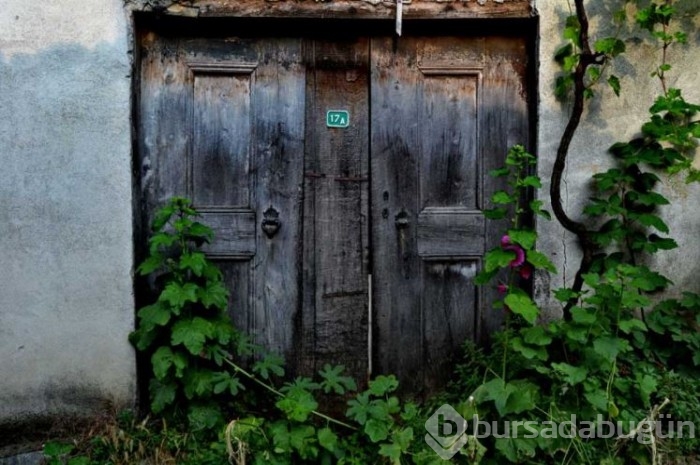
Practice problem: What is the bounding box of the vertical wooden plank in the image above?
[192,73,251,207]
[249,38,306,358]
[300,39,370,384]
[138,32,190,226]
[370,37,424,392]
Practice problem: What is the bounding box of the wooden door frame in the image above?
[130,10,539,395]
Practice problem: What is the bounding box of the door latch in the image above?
[261,206,281,238]
[394,209,410,229]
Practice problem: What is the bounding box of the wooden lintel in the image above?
[162,0,534,20]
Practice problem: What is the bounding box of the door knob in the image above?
[394,209,410,229]
[262,206,281,238]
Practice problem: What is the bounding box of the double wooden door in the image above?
[138,25,530,392]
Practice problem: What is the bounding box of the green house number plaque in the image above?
[326,110,350,128]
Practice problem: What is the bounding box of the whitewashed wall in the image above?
[0,0,135,435]
[535,1,700,314]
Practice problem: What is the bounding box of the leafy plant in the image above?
[129,197,240,430]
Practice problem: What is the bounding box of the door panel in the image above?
[370,36,529,392]
[138,35,306,359]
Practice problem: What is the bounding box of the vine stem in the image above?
[550,0,604,318]
[219,356,358,431]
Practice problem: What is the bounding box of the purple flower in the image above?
[507,246,526,268]
[497,283,508,295]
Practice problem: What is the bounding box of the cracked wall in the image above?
[535,1,700,317]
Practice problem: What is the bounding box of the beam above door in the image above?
[135,0,534,20]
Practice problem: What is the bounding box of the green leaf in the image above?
[318,364,357,394]
[152,346,187,380]
[526,250,557,273]
[149,378,176,413]
[289,425,317,459]
[183,368,214,399]
[160,282,200,309]
[504,289,539,325]
[571,307,597,325]
[276,389,318,422]
[149,232,178,254]
[593,336,625,363]
[492,190,514,205]
[187,222,213,242]
[368,375,399,396]
[554,288,579,303]
[138,303,171,326]
[554,43,574,63]
[317,427,338,452]
[474,268,498,285]
[619,318,647,334]
[508,229,537,250]
[187,403,223,431]
[346,392,371,425]
[489,167,511,178]
[484,248,517,273]
[253,354,286,380]
[394,427,414,451]
[179,251,208,277]
[552,363,588,385]
[511,337,547,360]
[584,389,609,412]
[67,457,90,465]
[365,418,390,443]
[138,255,163,275]
[632,213,669,233]
[636,374,658,407]
[594,37,626,57]
[212,372,244,395]
[474,378,514,416]
[43,442,75,458]
[171,317,214,355]
[520,176,542,188]
[608,75,621,97]
[199,281,229,310]
[505,381,538,414]
[379,442,402,462]
[521,326,553,346]
[483,207,508,220]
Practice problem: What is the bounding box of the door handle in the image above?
[394,209,410,229]
[261,205,281,238]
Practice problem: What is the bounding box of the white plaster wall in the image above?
[535,1,700,314]
[0,0,135,427]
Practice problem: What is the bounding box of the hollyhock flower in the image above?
[501,235,526,268]
[497,283,508,295]
[519,263,533,280]
[507,246,526,268]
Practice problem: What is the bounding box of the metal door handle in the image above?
[262,206,281,238]
[394,209,410,229]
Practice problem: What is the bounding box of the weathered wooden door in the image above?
[137,24,530,391]
[370,36,530,392]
